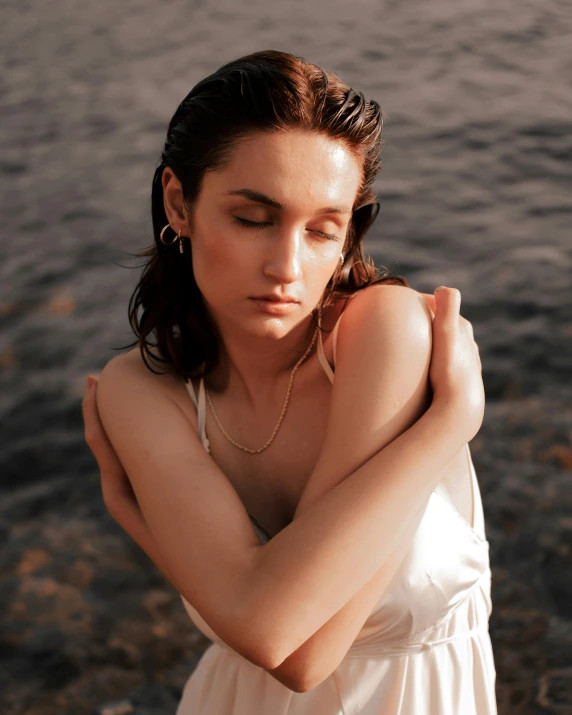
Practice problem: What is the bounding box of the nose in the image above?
[262,229,303,284]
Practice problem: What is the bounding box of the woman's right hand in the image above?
[428,286,484,441]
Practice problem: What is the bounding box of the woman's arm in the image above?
[89,289,443,691]
[106,487,430,693]
[268,496,432,691]
[97,285,437,692]
[94,287,482,672]
[240,285,483,669]
[95,412,454,694]
[246,401,465,670]
[264,286,438,689]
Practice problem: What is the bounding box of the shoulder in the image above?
[99,348,198,427]
[344,282,430,317]
[103,346,183,389]
[99,349,155,397]
[326,284,433,419]
[337,284,433,360]
[107,345,175,378]
[304,284,434,516]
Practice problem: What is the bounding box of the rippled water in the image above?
[0,0,570,478]
[2,0,571,489]
[1,1,571,711]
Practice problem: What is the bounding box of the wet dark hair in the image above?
[119,50,408,381]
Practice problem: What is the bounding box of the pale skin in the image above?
[83,128,484,693]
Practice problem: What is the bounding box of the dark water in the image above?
[1,1,571,713]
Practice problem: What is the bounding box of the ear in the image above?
[162,168,192,235]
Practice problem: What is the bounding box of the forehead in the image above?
[206,129,362,211]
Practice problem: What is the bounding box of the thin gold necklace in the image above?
[205,310,322,454]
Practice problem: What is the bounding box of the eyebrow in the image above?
[224,188,352,215]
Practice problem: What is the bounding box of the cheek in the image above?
[191,226,248,298]
[306,249,340,280]
[303,252,341,300]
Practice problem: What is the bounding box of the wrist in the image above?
[425,397,470,446]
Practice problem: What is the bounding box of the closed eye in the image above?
[233,216,340,242]
[234,217,272,230]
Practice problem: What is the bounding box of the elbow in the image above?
[234,579,296,671]
[244,633,289,672]
[263,653,325,693]
[229,604,289,672]
[246,630,334,693]
[242,628,312,677]
[288,671,322,694]
[273,664,333,694]
[237,616,334,693]
[199,610,284,672]
[287,676,315,694]
[292,658,337,693]
[243,622,311,674]
[265,664,309,693]
[233,553,318,675]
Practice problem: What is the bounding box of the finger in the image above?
[434,286,461,327]
[85,386,126,479]
[83,381,112,455]
[82,381,97,444]
[82,377,97,414]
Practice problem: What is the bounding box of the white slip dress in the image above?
[175,309,498,714]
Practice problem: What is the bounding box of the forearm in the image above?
[107,503,187,597]
[245,400,465,667]
[268,495,431,690]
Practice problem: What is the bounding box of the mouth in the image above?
[250,295,300,304]
[249,297,300,312]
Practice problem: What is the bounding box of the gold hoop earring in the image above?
[160,224,184,254]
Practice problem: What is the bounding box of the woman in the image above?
[82,51,496,714]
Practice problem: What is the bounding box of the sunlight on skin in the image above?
[161,128,363,405]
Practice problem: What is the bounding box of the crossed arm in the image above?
[97,286,457,691]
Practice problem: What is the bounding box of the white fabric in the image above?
[177,310,498,714]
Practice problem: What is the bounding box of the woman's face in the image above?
[168,129,362,340]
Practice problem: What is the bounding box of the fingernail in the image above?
[86,376,95,390]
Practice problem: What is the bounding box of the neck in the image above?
[205,313,320,410]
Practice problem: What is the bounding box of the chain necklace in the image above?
[205,309,322,454]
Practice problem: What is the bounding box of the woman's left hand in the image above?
[82,375,140,517]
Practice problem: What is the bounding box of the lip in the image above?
[249,297,299,314]
[250,295,300,303]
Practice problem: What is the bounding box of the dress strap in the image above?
[332,312,343,366]
[316,309,346,384]
[197,378,210,452]
[317,329,335,383]
[185,377,211,453]
[186,378,199,409]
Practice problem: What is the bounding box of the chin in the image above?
[247,317,294,338]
